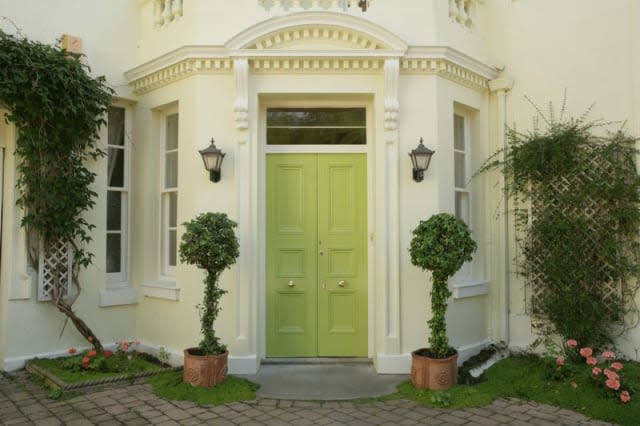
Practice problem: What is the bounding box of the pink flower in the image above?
[119,342,129,351]
[556,356,565,366]
[611,362,623,371]
[68,348,77,355]
[104,350,113,358]
[81,356,90,366]
[579,347,592,358]
[605,379,620,390]
[586,356,597,366]
[87,350,97,358]
[620,390,631,403]
[602,351,615,360]
[592,367,602,376]
[604,369,620,380]
[87,336,94,342]
[566,339,578,348]
[570,381,578,389]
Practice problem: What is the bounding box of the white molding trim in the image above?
[383,58,399,131]
[99,286,138,307]
[406,46,499,80]
[125,45,496,95]
[452,278,490,299]
[375,340,490,374]
[229,354,260,375]
[141,280,180,301]
[225,12,408,53]
[233,58,249,130]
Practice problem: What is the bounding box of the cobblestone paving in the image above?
[0,371,613,425]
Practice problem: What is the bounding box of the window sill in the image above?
[452,278,489,299]
[99,286,137,307]
[141,280,180,301]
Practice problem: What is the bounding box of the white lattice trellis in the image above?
[37,238,73,301]
[525,145,625,320]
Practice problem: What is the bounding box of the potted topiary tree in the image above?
[179,212,239,387]
[409,213,476,390]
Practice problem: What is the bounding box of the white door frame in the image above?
[257,97,376,361]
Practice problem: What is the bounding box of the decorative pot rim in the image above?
[411,348,458,361]
[184,348,229,357]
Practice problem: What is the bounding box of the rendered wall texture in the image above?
[0,0,638,371]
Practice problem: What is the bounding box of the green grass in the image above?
[394,356,640,426]
[148,371,259,405]
[30,355,163,383]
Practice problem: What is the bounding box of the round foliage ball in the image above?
[179,212,240,275]
[409,213,477,279]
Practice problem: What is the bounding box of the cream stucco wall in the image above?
[483,0,640,357]
[1,0,639,372]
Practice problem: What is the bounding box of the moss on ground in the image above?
[393,356,639,426]
[148,371,259,405]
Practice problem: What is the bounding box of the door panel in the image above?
[267,154,367,357]
[267,155,317,356]
[317,154,367,356]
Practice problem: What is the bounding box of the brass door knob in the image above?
[338,280,346,287]
[287,280,295,288]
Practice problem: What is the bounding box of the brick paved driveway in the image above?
[0,372,612,425]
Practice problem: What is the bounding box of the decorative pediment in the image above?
[226,12,407,56]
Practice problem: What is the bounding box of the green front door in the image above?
[267,154,367,357]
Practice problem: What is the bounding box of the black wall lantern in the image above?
[409,138,435,182]
[199,138,225,183]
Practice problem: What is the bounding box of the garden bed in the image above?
[395,355,640,426]
[26,352,180,391]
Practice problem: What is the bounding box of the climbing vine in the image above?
[0,30,113,350]
[479,99,640,348]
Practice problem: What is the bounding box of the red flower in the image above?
[68,348,77,355]
[579,347,592,358]
[620,390,631,403]
[566,339,578,348]
[604,369,620,381]
[104,350,113,358]
[592,367,602,376]
[586,356,597,366]
[120,342,130,351]
[81,356,90,366]
[611,362,623,371]
[556,356,565,366]
[87,350,97,358]
[605,379,620,390]
[602,351,615,360]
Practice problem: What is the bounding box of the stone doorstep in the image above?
[25,360,182,391]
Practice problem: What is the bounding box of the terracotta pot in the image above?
[183,348,228,388]
[411,349,458,390]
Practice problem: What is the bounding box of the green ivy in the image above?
[0,30,113,349]
[179,212,240,355]
[479,100,640,348]
[409,213,477,358]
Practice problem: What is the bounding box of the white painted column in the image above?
[230,58,257,373]
[377,58,402,371]
[488,78,513,345]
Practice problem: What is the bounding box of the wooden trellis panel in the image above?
[525,146,623,319]
[37,238,73,301]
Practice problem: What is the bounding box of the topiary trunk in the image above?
[428,273,451,359]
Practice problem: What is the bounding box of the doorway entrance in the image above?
[266,153,367,357]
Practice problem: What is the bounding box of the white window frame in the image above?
[454,111,472,278]
[106,105,131,286]
[160,109,179,278]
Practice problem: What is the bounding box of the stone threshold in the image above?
[261,357,372,365]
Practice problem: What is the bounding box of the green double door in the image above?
[266,154,367,357]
